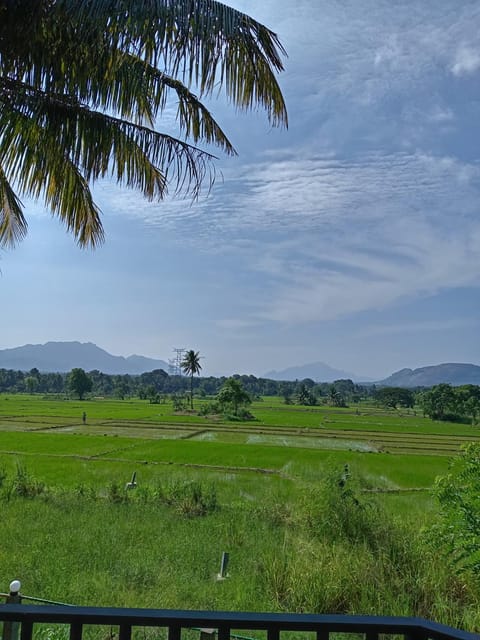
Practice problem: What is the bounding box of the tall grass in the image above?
[0,463,478,631]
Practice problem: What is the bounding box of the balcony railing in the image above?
[0,605,478,640]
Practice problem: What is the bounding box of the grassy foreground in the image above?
[0,394,479,632]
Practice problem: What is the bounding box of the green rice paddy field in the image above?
[0,394,477,486]
[1,394,479,630]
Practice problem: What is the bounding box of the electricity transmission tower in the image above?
[170,348,186,376]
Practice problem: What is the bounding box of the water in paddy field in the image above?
[191,431,378,452]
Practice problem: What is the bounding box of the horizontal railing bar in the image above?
[0,605,477,640]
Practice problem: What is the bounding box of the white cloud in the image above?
[252,219,480,325]
[98,143,480,328]
[90,1,480,338]
[451,46,480,76]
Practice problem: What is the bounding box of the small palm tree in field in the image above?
[181,350,202,410]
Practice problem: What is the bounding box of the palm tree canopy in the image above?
[181,349,202,377]
[0,0,287,248]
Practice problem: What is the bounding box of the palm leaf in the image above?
[0,165,26,247]
[1,84,220,198]
[1,0,287,127]
[0,106,104,247]
[0,0,287,246]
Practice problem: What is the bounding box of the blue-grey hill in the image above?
[378,363,480,387]
[0,341,169,375]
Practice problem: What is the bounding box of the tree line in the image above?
[0,367,372,400]
[1,367,479,424]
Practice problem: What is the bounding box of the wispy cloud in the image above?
[92,0,480,349]
[358,318,479,338]
[451,46,480,76]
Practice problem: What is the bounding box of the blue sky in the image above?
[1,0,480,379]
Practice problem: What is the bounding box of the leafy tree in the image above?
[328,386,346,408]
[430,443,480,577]
[300,377,316,389]
[181,350,202,409]
[332,379,355,398]
[68,368,92,400]
[456,385,480,425]
[114,381,129,400]
[296,383,317,406]
[217,377,251,416]
[0,0,287,248]
[171,393,188,411]
[24,375,38,394]
[419,384,457,420]
[375,387,415,410]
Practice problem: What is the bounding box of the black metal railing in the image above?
[0,605,478,640]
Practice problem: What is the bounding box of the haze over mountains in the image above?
[266,362,480,386]
[264,362,367,383]
[378,364,480,387]
[0,342,479,387]
[0,342,169,375]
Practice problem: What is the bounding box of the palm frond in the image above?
[78,0,289,127]
[1,0,287,127]
[117,56,237,153]
[0,106,104,247]
[0,0,287,246]
[0,164,26,247]
[1,84,220,202]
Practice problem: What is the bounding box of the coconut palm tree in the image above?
[181,349,202,410]
[0,0,287,248]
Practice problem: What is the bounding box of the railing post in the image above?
[118,625,132,640]
[217,627,230,640]
[168,625,181,640]
[69,623,83,640]
[19,621,32,640]
[2,581,22,640]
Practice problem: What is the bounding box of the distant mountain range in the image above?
[264,361,480,386]
[264,361,368,383]
[377,363,480,387]
[0,342,169,375]
[0,342,479,386]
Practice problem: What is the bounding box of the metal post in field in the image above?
[2,580,21,640]
[216,552,229,580]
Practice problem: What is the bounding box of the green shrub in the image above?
[107,481,127,504]
[155,479,218,516]
[223,408,256,421]
[198,401,221,416]
[12,464,45,498]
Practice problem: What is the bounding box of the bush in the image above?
[107,481,128,503]
[0,466,7,488]
[224,407,256,421]
[155,479,218,516]
[297,465,413,563]
[198,401,221,416]
[12,464,45,498]
[427,443,480,577]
